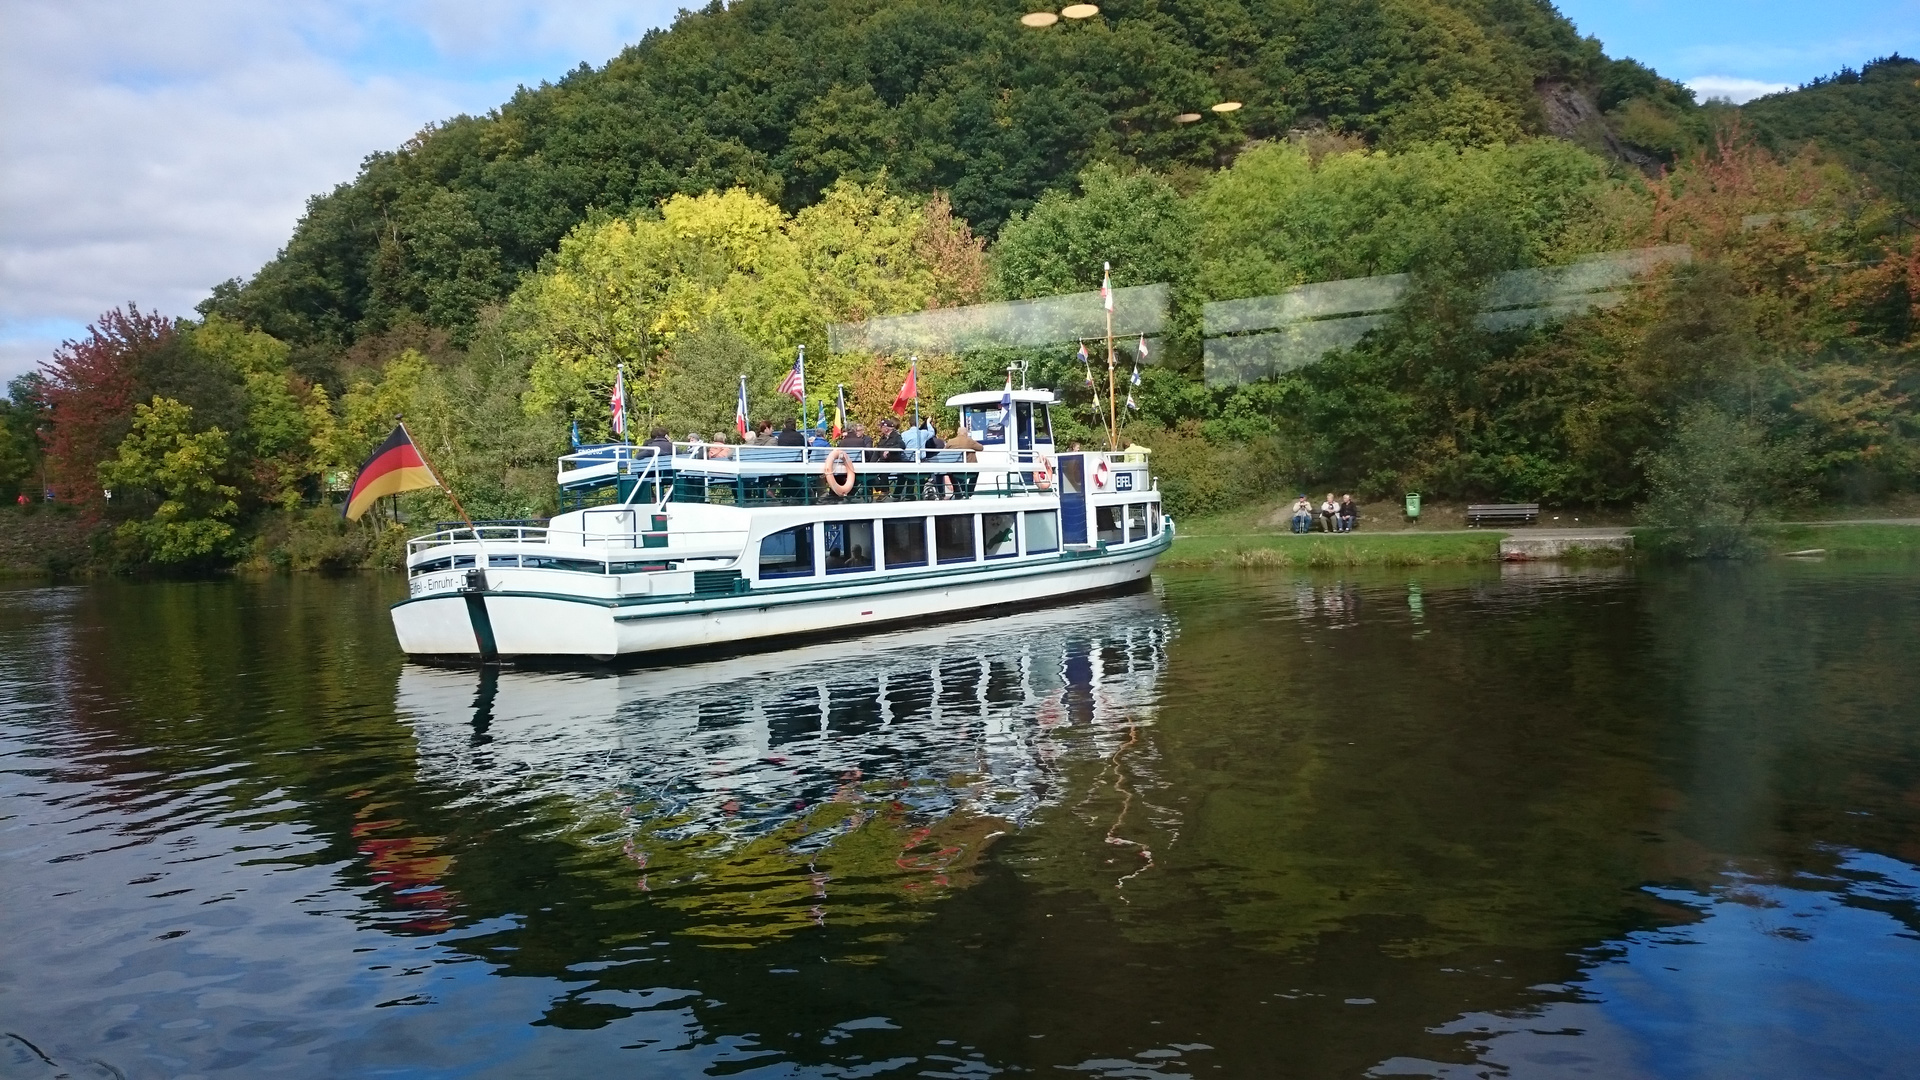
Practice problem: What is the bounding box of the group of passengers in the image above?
[645,418,985,465]
[1290,493,1360,534]
[637,418,988,502]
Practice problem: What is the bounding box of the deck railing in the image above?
[557,441,1085,511]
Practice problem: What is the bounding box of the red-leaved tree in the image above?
[39,306,174,508]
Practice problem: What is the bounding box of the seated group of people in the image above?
[1291,493,1360,534]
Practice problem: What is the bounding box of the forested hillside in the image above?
[4,2,1915,572]
[201,0,1692,352]
[1743,55,1920,218]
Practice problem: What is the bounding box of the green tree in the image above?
[99,397,242,565]
[1636,402,1814,557]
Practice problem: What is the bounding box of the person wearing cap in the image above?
[875,418,904,462]
[875,418,906,497]
[1290,495,1314,534]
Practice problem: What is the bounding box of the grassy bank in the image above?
[1757,523,1920,557]
[1165,527,1502,568]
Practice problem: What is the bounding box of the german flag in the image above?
[343,424,440,521]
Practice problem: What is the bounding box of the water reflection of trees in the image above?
[397,592,1173,948]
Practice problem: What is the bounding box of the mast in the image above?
[1104,261,1117,450]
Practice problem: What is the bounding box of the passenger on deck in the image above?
[875,418,904,462]
[945,427,982,462]
[839,423,872,457]
[706,432,733,459]
[940,426,981,498]
[807,427,832,448]
[900,419,930,462]
[775,419,805,447]
[643,427,674,459]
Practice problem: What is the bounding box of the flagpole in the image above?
[1104,263,1117,451]
[910,355,920,460]
[399,418,478,536]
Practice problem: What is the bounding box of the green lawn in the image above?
[1165,527,1502,568]
[1755,522,1920,557]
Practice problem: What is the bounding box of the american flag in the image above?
[776,350,805,399]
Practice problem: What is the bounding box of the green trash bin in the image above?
[1404,492,1421,520]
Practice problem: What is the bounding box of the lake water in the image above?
[3,561,1918,1079]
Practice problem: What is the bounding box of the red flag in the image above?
[890,361,917,417]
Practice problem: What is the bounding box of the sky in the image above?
[2,0,1916,384]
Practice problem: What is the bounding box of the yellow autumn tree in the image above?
[512,179,984,438]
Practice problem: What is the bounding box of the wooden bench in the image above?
[1465,503,1539,527]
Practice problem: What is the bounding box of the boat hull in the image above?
[392,537,1166,663]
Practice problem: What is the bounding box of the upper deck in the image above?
[555,439,1089,511]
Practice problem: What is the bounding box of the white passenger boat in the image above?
[391,388,1172,661]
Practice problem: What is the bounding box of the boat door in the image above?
[1057,453,1088,546]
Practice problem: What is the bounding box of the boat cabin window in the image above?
[983,513,1018,559]
[1040,405,1054,444]
[934,515,976,564]
[961,405,1008,444]
[1026,510,1060,554]
[1148,504,1161,537]
[1124,504,1148,542]
[759,524,816,578]
[1096,506,1123,545]
[883,517,928,568]
[519,555,610,573]
[825,520,874,574]
[411,555,454,576]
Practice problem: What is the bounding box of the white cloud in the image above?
[1684,75,1795,104]
[0,0,677,382]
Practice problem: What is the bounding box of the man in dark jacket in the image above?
[874,418,905,461]
[642,427,674,458]
[839,422,873,453]
[774,419,806,447]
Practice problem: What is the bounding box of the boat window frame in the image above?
[758,523,818,579]
[825,519,876,575]
[1095,504,1123,545]
[983,512,1018,560]
[1025,509,1060,555]
[1124,503,1148,543]
[882,516,929,570]
[933,514,977,564]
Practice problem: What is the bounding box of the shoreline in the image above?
[1164,519,1920,569]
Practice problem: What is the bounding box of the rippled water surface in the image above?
[3,562,1918,1078]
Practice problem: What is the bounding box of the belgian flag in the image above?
[343,424,440,521]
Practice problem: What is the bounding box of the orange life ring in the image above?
[1091,458,1111,491]
[822,448,856,496]
[1034,454,1053,490]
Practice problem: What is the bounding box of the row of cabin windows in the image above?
[758,503,1159,580]
[1096,503,1160,546]
[760,509,1063,579]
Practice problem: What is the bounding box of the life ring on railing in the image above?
[822,448,856,496]
[1091,458,1112,491]
[1034,454,1053,491]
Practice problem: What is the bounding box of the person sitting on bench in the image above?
[1291,496,1315,534]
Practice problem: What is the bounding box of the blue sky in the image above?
[2,0,1915,382]
[1556,0,1919,102]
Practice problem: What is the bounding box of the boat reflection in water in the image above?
[396,590,1172,946]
